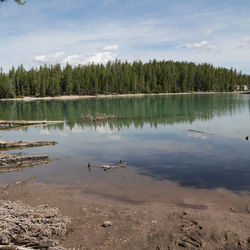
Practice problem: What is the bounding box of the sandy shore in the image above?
[1,181,249,249]
[0,91,245,102]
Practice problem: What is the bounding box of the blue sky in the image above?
[0,0,250,73]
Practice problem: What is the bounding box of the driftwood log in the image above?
[0,120,64,126]
[0,140,57,149]
[102,161,128,171]
[0,152,50,174]
[0,120,64,130]
[0,200,70,249]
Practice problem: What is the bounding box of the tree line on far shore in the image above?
[0,60,250,98]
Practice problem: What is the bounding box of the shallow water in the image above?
[0,94,250,207]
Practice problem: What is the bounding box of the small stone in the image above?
[151,220,158,224]
[102,221,112,227]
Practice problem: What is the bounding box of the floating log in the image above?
[102,161,128,171]
[0,120,64,130]
[0,152,51,173]
[0,152,48,162]
[0,140,57,149]
[0,120,64,126]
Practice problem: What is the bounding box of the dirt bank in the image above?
[0,181,249,249]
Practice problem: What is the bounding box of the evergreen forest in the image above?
[0,60,250,99]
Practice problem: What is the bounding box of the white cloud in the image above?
[186,40,208,48]
[0,18,184,71]
[103,44,119,51]
[34,51,64,64]
[1,0,250,74]
[63,51,117,66]
[34,45,118,66]
[176,40,216,52]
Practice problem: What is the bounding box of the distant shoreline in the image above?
[0,91,247,102]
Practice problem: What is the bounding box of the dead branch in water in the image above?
[102,161,128,171]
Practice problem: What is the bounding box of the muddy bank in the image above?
[1,182,249,249]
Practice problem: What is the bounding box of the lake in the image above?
[0,94,250,209]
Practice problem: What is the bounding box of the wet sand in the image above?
[1,181,249,249]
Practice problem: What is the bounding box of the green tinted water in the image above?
[0,94,250,196]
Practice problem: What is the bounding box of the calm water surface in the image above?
[0,94,250,204]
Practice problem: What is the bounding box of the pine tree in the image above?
[0,60,249,99]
